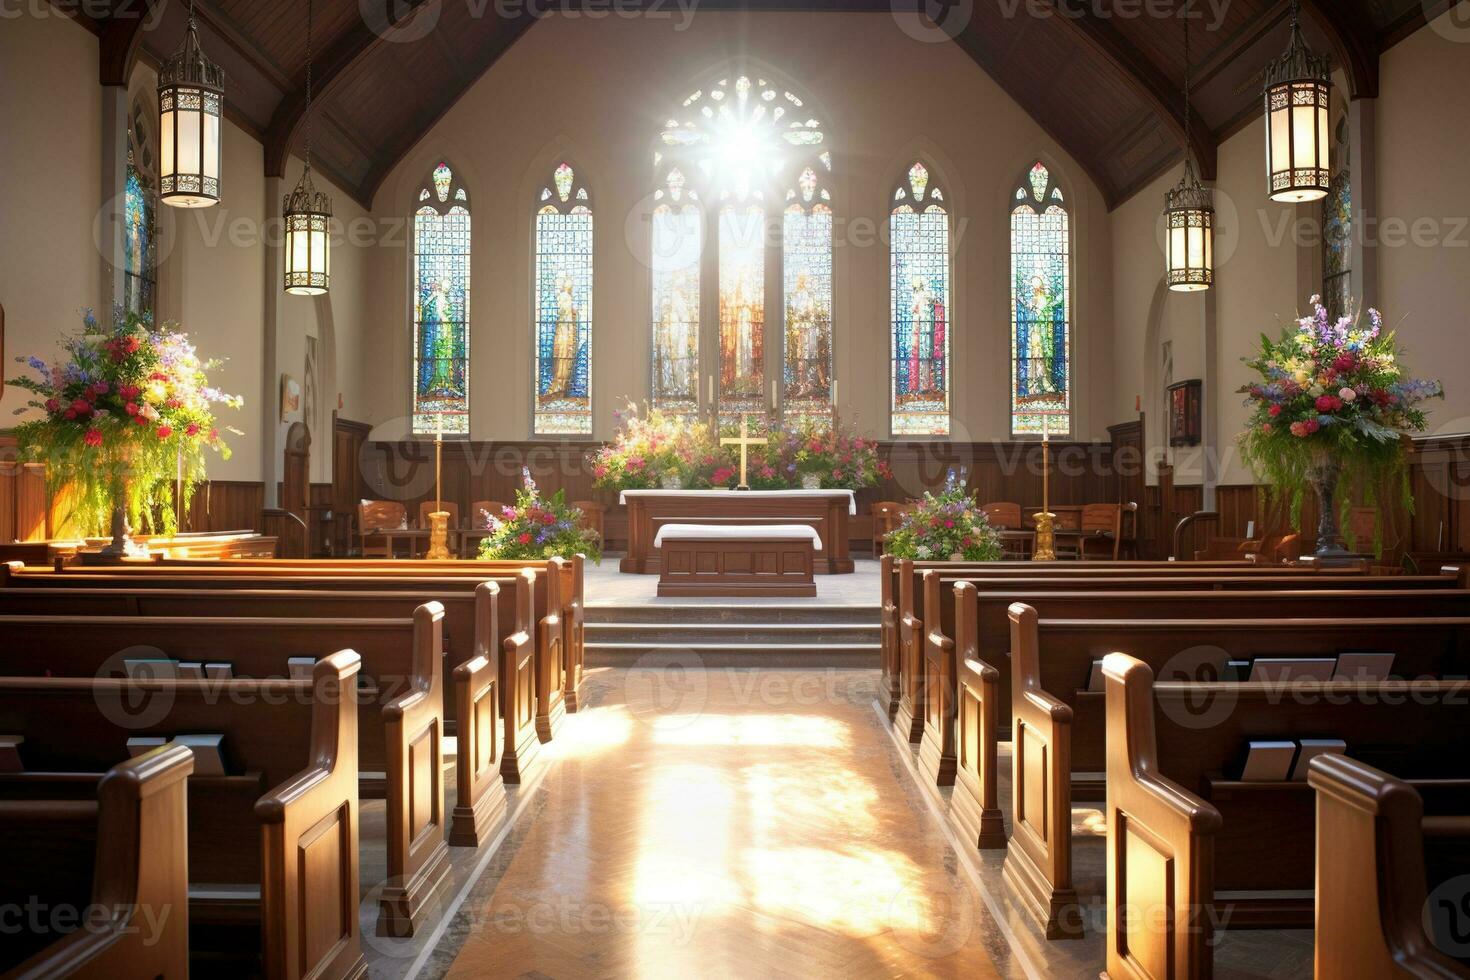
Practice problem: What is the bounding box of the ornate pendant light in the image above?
[157,0,224,208]
[283,0,331,296]
[1165,5,1214,292]
[1263,0,1331,202]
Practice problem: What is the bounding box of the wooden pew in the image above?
[1101,654,1470,975]
[3,560,563,743]
[920,580,1470,786]
[1003,606,1470,939]
[1308,754,1470,979]
[139,555,588,715]
[0,654,369,978]
[1,744,194,979]
[0,608,452,938]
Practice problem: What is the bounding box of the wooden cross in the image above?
[720,414,767,491]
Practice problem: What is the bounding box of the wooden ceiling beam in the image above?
[97,0,158,86]
[1299,0,1379,99]
[1045,0,1217,181]
[263,0,437,180]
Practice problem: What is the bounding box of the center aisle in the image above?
[425,667,1013,978]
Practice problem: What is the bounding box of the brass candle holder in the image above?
[1032,415,1057,561]
[425,509,452,560]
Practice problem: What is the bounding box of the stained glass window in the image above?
[123,105,157,321]
[534,162,593,435]
[1323,113,1352,323]
[1010,162,1070,437]
[783,165,832,424]
[651,168,701,416]
[718,199,765,422]
[412,162,470,436]
[890,161,950,436]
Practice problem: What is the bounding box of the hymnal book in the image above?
[176,662,205,680]
[1247,658,1336,683]
[173,733,227,776]
[126,736,168,758]
[1240,740,1297,782]
[0,735,23,773]
[1087,660,1106,693]
[1291,738,1347,780]
[1333,652,1395,681]
[205,663,234,680]
[287,657,315,681]
[124,658,179,681]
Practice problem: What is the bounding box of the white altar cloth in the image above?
[653,523,824,550]
[619,488,857,516]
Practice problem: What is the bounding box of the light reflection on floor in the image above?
[441,668,1004,978]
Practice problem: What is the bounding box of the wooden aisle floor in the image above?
[429,667,1013,979]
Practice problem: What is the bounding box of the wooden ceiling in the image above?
[72,0,1453,210]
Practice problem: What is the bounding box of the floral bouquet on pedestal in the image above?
[7,309,242,544]
[478,468,601,562]
[885,475,1003,562]
[1237,295,1442,557]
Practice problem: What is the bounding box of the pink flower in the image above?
[84,428,103,448]
[70,398,91,415]
[185,423,200,437]
[1268,404,1282,417]
[133,415,148,426]
[125,401,139,416]
[518,532,533,545]
[1290,421,1307,437]
[1339,387,1356,402]
[1261,422,1273,434]
[44,398,59,413]
[1315,395,1342,413]
[945,520,955,528]
[156,425,172,439]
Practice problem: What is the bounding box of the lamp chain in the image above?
[1182,0,1192,166]
[305,0,315,173]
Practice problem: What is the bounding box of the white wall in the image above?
[363,10,1114,443]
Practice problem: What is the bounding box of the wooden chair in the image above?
[871,501,910,557]
[572,500,605,546]
[1077,502,1128,560]
[471,500,510,529]
[418,499,461,529]
[980,502,1030,558]
[358,499,407,557]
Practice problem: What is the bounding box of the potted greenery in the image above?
[1237,295,1442,560]
[478,468,601,562]
[885,476,1003,562]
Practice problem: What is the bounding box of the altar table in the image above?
[619,489,856,575]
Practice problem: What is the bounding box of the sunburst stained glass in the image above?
[651,168,701,417]
[123,150,156,320]
[783,165,832,424]
[534,163,593,435]
[1010,162,1070,436]
[718,202,765,422]
[412,163,470,435]
[890,163,950,436]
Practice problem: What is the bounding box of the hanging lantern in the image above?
[283,169,331,295]
[283,0,330,296]
[1165,161,1215,291]
[1263,0,1330,203]
[157,0,223,208]
[1163,3,1214,292]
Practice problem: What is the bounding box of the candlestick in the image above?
[1033,413,1056,561]
[426,412,451,559]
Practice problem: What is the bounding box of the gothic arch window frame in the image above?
[1008,159,1072,438]
[889,158,952,438]
[1322,105,1352,323]
[781,153,835,425]
[650,68,832,425]
[410,160,472,437]
[123,97,159,322]
[531,160,594,436]
[649,163,705,417]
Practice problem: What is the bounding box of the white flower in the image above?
[1340,387,1356,402]
[915,544,932,559]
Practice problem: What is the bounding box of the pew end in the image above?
[1309,753,1470,979]
[895,560,925,743]
[879,554,900,719]
[1102,653,1222,980]
[6,744,194,980]
[254,650,369,980]
[500,569,542,783]
[451,652,508,849]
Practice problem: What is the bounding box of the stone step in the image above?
[585,640,879,669]
[585,622,879,646]
[584,603,879,625]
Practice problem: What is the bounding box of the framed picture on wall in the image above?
[1167,379,1201,447]
[280,374,301,421]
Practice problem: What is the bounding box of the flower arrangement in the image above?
[7,309,242,538]
[885,476,1003,562]
[1237,295,1442,554]
[478,468,601,562]
[590,402,890,492]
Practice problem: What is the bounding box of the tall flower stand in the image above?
[1308,457,1356,565]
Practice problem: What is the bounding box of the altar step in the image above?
[584,604,880,668]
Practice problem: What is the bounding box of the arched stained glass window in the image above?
[412,162,470,436]
[1322,111,1352,323]
[890,161,950,436]
[653,72,829,423]
[650,167,701,416]
[534,162,593,435]
[1010,161,1070,437]
[782,162,833,424]
[123,101,157,321]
